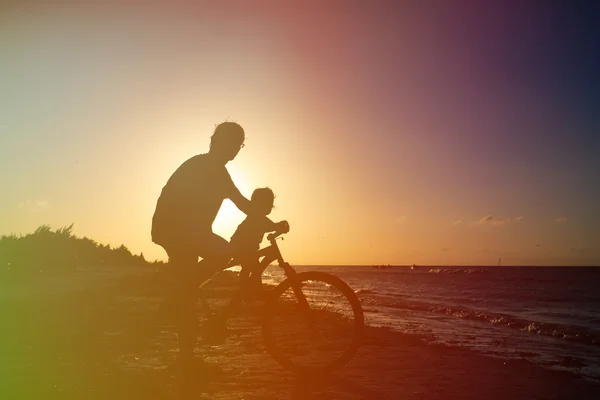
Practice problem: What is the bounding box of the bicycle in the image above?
[194,231,364,375]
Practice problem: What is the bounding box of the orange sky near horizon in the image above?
[1,2,598,266]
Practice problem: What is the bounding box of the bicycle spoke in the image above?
[263,272,363,373]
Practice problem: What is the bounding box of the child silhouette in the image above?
[230,187,289,294]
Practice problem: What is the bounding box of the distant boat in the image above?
[372,264,392,270]
[410,264,418,270]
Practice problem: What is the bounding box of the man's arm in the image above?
[229,185,252,215]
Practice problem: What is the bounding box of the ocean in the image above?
[265,265,600,380]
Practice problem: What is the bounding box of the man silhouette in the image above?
[152,121,250,364]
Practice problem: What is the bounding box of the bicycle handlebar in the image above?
[267,231,286,241]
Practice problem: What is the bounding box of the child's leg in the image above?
[248,258,266,291]
[251,250,275,285]
[248,272,262,290]
[238,264,250,283]
[238,258,261,295]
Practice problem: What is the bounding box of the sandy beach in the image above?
[2,267,600,400]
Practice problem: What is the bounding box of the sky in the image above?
[1,1,598,266]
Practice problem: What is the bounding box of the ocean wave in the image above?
[354,288,408,298]
[424,305,600,347]
[500,276,561,284]
[362,294,600,347]
[354,288,376,295]
[428,268,485,274]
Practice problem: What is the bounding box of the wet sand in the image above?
[2,267,599,399]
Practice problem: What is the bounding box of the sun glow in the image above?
[212,199,244,241]
[212,167,252,240]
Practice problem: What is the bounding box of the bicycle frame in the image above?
[265,233,294,276]
[203,232,312,321]
[263,234,313,319]
[227,232,296,280]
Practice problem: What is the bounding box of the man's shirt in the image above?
[152,154,236,245]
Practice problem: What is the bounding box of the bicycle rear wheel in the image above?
[262,271,364,374]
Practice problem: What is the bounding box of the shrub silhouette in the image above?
[0,224,153,279]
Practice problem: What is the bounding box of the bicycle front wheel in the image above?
[262,271,364,374]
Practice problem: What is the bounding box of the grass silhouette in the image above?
[0,224,156,281]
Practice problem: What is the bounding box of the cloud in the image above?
[476,215,523,226]
[440,247,451,252]
[452,220,462,225]
[555,217,568,223]
[17,199,51,210]
[396,216,407,223]
[479,215,494,223]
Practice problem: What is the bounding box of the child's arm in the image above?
[263,218,290,235]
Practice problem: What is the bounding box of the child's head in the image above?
[250,187,275,216]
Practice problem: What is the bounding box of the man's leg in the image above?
[195,232,233,283]
[166,249,199,361]
[193,233,236,339]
